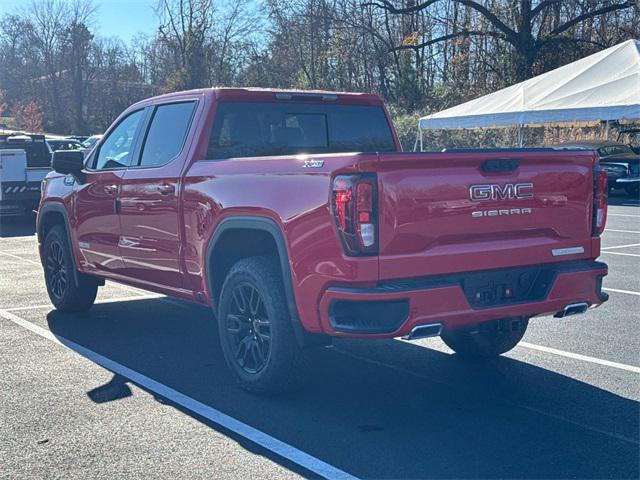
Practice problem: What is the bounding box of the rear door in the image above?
[118,100,198,289]
[374,150,597,280]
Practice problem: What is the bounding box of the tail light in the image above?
[592,166,608,236]
[332,174,378,255]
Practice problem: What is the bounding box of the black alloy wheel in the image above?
[43,225,98,312]
[217,256,303,393]
[225,283,272,374]
[46,240,68,301]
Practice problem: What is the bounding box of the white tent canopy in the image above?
[419,39,640,132]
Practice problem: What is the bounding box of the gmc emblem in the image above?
[469,183,533,201]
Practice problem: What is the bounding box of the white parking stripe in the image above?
[518,342,640,374]
[335,346,638,445]
[607,213,639,217]
[0,250,156,297]
[0,308,357,480]
[602,251,640,257]
[605,229,640,234]
[601,243,640,250]
[4,294,164,312]
[603,287,640,296]
[0,250,41,266]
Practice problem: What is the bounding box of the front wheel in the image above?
[217,256,303,394]
[441,317,528,358]
[43,225,98,312]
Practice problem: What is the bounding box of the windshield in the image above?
[49,140,83,151]
[82,136,101,148]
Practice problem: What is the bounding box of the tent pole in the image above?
[517,125,524,148]
[419,128,424,152]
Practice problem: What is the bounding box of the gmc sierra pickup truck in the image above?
[37,88,609,393]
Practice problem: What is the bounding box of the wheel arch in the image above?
[205,216,326,346]
[37,203,81,287]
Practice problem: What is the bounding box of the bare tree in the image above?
[364,0,638,79]
[156,0,213,90]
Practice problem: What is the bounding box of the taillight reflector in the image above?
[593,167,608,236]
[332,174,378,255]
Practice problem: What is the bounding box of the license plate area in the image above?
[461,266,556,308]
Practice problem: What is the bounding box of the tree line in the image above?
[0,0,638,148]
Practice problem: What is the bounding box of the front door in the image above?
[118,100,198,289]
[75,108,146,274]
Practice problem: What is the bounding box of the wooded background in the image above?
[1,0,638,149]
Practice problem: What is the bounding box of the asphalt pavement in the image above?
[0,193,638,479]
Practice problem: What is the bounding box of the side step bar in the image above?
[402,323,443,340]
[554,302,589,318]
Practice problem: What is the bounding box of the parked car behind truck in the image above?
[37,88,609,393]
[554,141,640,196]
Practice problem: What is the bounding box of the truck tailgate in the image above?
[373,151,597,280]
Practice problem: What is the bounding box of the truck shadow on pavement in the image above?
[46,297,639,480]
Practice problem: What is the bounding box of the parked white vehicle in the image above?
[0,134,52,217]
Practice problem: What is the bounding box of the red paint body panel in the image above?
[372,152,596,279]
[38,87,608,339]
[74,169,125,273]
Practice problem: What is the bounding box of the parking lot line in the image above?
[518,342,640,374]
[0,308,357,480]
[4,294,164,312]
[605,229,640,234]
[607,213,639,218]
[0,250,41,266]
[334,346,638,445]
[602,251,640,257]
[603,287,640,296]
[601,243,640,250]
[0,250,160,297]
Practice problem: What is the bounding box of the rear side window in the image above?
[138,102,196,167]
[207,102,396,159]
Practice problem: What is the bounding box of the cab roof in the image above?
[133,87,384,107]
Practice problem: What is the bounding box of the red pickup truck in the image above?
[37,88,609,392]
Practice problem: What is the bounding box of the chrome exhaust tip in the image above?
[554,302,589,318]
[402,323,443,340]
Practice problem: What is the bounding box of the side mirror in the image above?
[51,150,85,176]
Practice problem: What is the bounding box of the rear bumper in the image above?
[318,260,608,338]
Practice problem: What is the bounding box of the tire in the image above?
[217,256,303,394]
[441,317,528,359]
[43,225,98,312]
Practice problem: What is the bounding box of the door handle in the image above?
[157,184,175,196]
[104,184,118,195]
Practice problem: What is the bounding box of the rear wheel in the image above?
[217,256,302,394]
[43,225,98,312]
[441,317,528,358]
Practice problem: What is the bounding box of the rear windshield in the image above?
[207,101,396,159]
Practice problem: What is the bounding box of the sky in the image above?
[0,0,158,43]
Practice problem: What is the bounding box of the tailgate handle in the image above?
[482,159,520,173]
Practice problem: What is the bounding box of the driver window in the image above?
[94,109,144,170]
